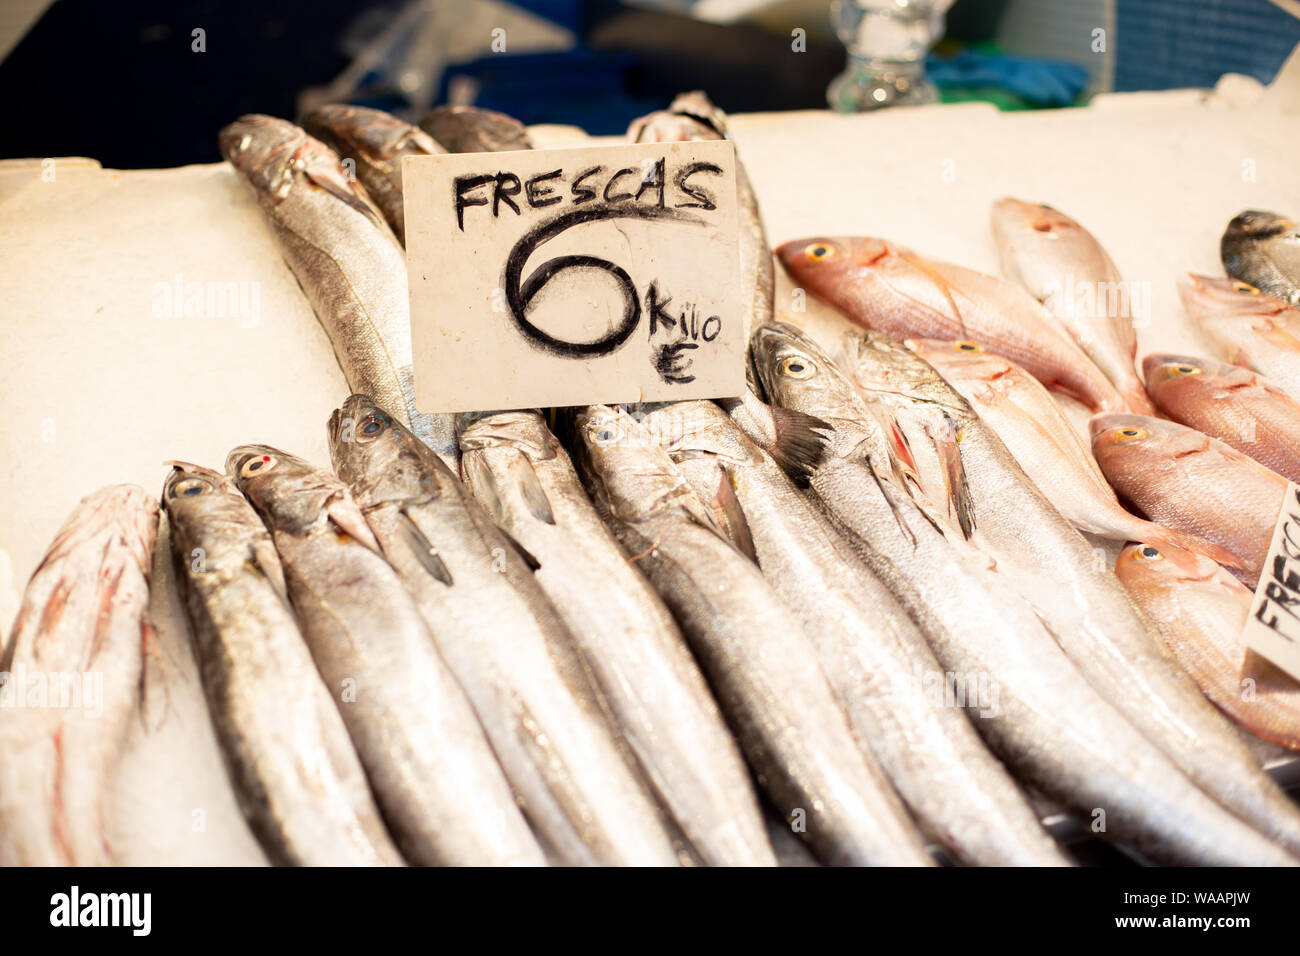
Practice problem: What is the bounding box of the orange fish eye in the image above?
[1134,545,1162,561]
[1169,364,1202,377]
[1111,427,1147,443]
[803,242,835,263]
[954,341,984,353]
[1232,281,1260,295]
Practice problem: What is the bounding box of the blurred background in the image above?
[0,0,1297,168]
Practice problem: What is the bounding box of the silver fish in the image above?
[843,329,1300,858]
[647,399,1070,866]
[749,321,1297,865]
[1222,210,1300,306]
[218,114,458,470]
[301,103,444,245]
[459,409,775,866]
[418,105,533,153]
[328,396,679,866]
[163,461,402,866]
[0,485,158,866]
[227,443,541,866]
[572,404,935,867]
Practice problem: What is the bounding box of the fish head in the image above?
[50,485,159,573]
[303,104,441,165]
[1178,273,1288,324]
[327,395,447,508]
[458,409,559,462]
[419,105,532,153]
[627,111,719,144]
[571,405,713,526]
[842,330,960,407]
[1114,539,1243,597]
[162,460,248,529]
[773,235,883,291]
[905,338,1011,382]
[1224,210,1297,243]
[990,198,1081,237]
[641,400,760,468]
[1140,354,1231,413]
[1090,412,1205,472]
[225,443,339,536]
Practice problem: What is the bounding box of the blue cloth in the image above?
[926,51,1090,106]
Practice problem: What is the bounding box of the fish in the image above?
[1222,210,1300,306]
[774,236,1127,412]
[629,91,774,336]
[572,404,935,866]
[162,462,402,866]
[1179,273,1300,400]
[1092,413,1289,589]
[1116,539,1300,753]
[327,397,679,866]
[226,442,544,866]
[991,198,1155,414]
[1144,353,1300,484]
[909,337,1241,561]
[301,103,444,245]
[418,104,532,153]
[458,408,775,866]
[845,330,1300,854]
[645,399,1070,866]
[218,114,459,470]
[749,321,1297,866]
[0,485,158,866]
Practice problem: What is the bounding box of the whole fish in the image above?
[218,114,459,470]
[1144,353,1300,483]
[328,397,678,866]
[774,236,1126,412]
[991,198,1155,414]
[1116,539,1300,752]
[459,409,774,866]
[418,104,532,153]
[629,91,774,336]
[301,104,444,245]
[1092,413,1288,589]
[749,321,1296,866]
[1179,273,1300,399]
[845,330,1300,854]
[227,443,543,866]
[1222,210,1300,306]
[646,399,1070,866]
[163,462,402,866]
[573,404,934,866]
[0,485,157,866]
[910,337,1240,561]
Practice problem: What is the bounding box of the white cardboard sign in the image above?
[1244,483,1300,683]
[403,140,742,412]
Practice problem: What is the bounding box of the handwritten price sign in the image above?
[403,140,742,412]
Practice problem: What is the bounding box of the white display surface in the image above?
[1,58,1297,863]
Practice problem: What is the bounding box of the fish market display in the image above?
[645,399,1070,866]
[1092,413,1288,589]
[0,486,158,866]
[991,198,1155,414]
[629,91,774,336]
[750,322,1296,865]
[328,397,679,867]
[458,408,775,866]
[163,461,402,867]
[1116,540,1300,753]
[1143,353,1300,484]
[218,115,459,470]
[227,443,544,866]
[1222,210,1300,306]
[844,331,1300,852]
[1179,274,1300,400]
[574,404,934,866]
[418,104,533,153]
[909,338,1238,559]
[302,104,444,245]
[775,236,1126,412]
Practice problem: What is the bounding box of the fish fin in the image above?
[249,537,289,603]
[325,494,383,553]
[931,415,977,540]
[704,466,758,562]
[301,160,388,231]
[898,249,969,335]
[764,407,833,486]
[497,527,541,572]
[469,449,556,526]
[396,509,454,586]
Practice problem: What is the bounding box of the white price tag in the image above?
[1244,483,1300,682]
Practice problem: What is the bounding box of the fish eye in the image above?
[170,477,210,498]
[1232,281,1260,295]
[1111,427,1147,443]
[955,341,984,353]
[803,242,836,263]
[778,355,816,379]
[1169,364,1202,377]
[1135,545,1162,561]
[239,454,277,479]
[356,415,386,444]
[1032,220,1054,232]
[589,421,620,443]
